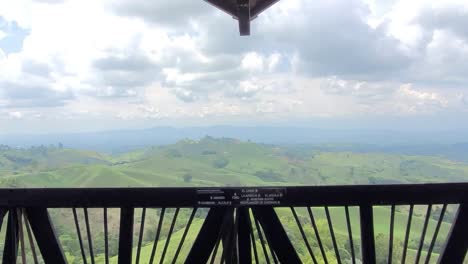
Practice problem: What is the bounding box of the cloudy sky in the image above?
[1,0,468,134]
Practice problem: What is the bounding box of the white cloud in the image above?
[266,53,282,72]
[0,30,6,40]
[241,52,264,72]
[8,111,23,119]
[1,0,468,133]
[393,84,448,114]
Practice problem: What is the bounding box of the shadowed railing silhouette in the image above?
[1,183,467,263]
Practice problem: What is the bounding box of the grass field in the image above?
[1,137,467,262]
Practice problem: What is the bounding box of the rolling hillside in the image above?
[1,137,468,187]
[1,138,467,263]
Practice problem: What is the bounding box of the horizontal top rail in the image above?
[1,183,467,207]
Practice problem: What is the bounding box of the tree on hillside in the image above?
[0,144,11,151]
[183,173,193,183]
[165,149,182,158]
[213,157,229,168]
[375,233,403,264]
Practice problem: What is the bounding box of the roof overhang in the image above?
[204,0,280,36]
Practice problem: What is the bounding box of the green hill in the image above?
[2,137,468,187]
[1,138,467,263]
[0,145,110,176]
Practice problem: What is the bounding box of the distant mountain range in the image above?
[1,126,468,155]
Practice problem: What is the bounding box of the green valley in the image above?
[1,137,467,263]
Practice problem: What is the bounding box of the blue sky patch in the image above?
[0,16,30,54]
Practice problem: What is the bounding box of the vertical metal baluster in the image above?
[73,208,88,264]
[291,207,318,264]
[25,208,66,264]
[252,207,301,264]
[209,209,233,264]
[388,205,395,264]
[23,210,39,264]
[159,208,180,264]
[149,208,166,264]
[17,209,27,264]
[424,204,447,264]
[308,207,328,264]
[220,210,237,264]
[344,206,356,264]
[415,205,432,264]
[221,210,239,263]
[254,209,279,264]
[172,208,197,264]
[136,208,147,264]
[238,207,252,264]
[247,209,260,264]
[438,203,468,263]
[262,223,279,264]
[359,205,376,264]
[401,205,414,264]
[118,207,135,264]
[209,232,222,264]
[233,209,241,264]
[3,209,19,264]
[83,208,95,264]
[0,209,5,232]
[209,233,223,264]
[233,208,241,264]
[104,208,109,264]
[325,206,341,264]
[253,216,271,264]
